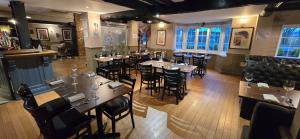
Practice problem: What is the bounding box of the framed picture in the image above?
[156,30,166,46]
[229,27,254,50]
[62,29,72,41]
[36,28,50,41]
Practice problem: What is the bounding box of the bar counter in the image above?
[0,49,57,99]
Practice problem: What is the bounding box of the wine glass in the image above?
[71,64,78,85]
[283,80,295,102]
[244,72,253,87]
[89,76,99,100]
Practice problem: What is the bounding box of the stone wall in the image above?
[74,13,85,57]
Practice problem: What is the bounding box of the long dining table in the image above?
[51,74,132,137]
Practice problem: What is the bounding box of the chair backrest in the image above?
[174,54,184,63]
[192,55,205,66]
[118,75,136,102]
[155,51,162,59]
[140,64,153,77]
[163,68,182,86]
[17,84,54,137]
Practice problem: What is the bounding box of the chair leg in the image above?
[112,117,116,139]
[130,108,135,128]
[162,85,166,100]
[150,81,153,96]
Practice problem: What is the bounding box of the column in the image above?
[10,1,31,49]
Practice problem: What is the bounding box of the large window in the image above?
[209,27,221,51]
[197,28,208,50]
[175,28,184,50]
[186,28,196,49]
[276,25,300,58]
[223,24,231,52]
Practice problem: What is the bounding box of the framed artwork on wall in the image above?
[62,29,72,41]
[36,28,50,41]
[156,30,166,46]
[229,27,254,50]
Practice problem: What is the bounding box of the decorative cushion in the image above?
[103,96,129,115]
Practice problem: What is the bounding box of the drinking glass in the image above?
[283,80,295,101]
[244,72,253,87]
[89,76,99,100]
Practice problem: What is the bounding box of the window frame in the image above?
[275,24,300,59]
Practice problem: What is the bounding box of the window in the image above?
[186,28,196,49]
[223,24,231,52]
[209,27,221,51]
[197,28,208,50]
[175,28,184,50]
[276,25,300,58]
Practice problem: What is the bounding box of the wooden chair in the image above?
[192,55,206,78]
[139,64,161,95]
[162,68,185,104]
[102,75,136,139]
[17,84,92,139]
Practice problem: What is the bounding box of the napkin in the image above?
[257,82,269,88]
[68,93,85,103]
[108,81,123,89]
[49,79,64,85]
[263,94,279,103]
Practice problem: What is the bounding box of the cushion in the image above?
[52,108,90,137]
[40,98,71,118]
[103,96,129,115]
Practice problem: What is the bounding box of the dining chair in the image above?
[108,59,123,81]
[139,64,161,95]
[192,55,206,78]
[124,56,139,75]
[102,74,136,139]
[162,68,184,104]
[95,55,110,78]
[18,84,92,139]
[174,54,185,64]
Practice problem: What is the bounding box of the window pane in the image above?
[223,24,231,52]
[186,28,196,49]
[277,26,300,58]
[209,27,221,51]
[175,28,184,50]
[197,28,208,50]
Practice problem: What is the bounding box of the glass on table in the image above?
[244,72,253,87]
[89,76,99,100]
[282,80,295,102]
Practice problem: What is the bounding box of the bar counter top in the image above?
[4,49,57,58]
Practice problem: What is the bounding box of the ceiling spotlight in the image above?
[8,19,16,25]
[86,6,89,9]
[26,16,31,19]
[147,20,152,24]
[155,13,160,18]
[275,2,283,8]
[135,17,138,19]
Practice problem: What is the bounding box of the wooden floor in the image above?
[0,57,249,139]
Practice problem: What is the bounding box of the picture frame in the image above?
[229,27,254,50]
[156,30,166,46]
[62,29,72,41]
[36,28,50,41]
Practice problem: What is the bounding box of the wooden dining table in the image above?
[238,81,300,120]
[139,60,197,73]
[94,55,130,63]
[51,74,132,137]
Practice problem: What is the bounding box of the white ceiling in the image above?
[0,0,131,14]
[160,5,267,24]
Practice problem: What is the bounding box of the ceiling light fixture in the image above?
[147,20,152,24]
[275,2,283,8]
[26,16,31,19]
[138,0,153,5]
[86,6,89,9]
[158,22,165,28]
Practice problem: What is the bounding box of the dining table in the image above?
[238,81,300,120]
[94,55,130,63]
[51,74,132,138]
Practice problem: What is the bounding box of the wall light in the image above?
[8,19,16,25]
[26,16,31,19]
[239,17,248,24]
[158,22,165,28]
